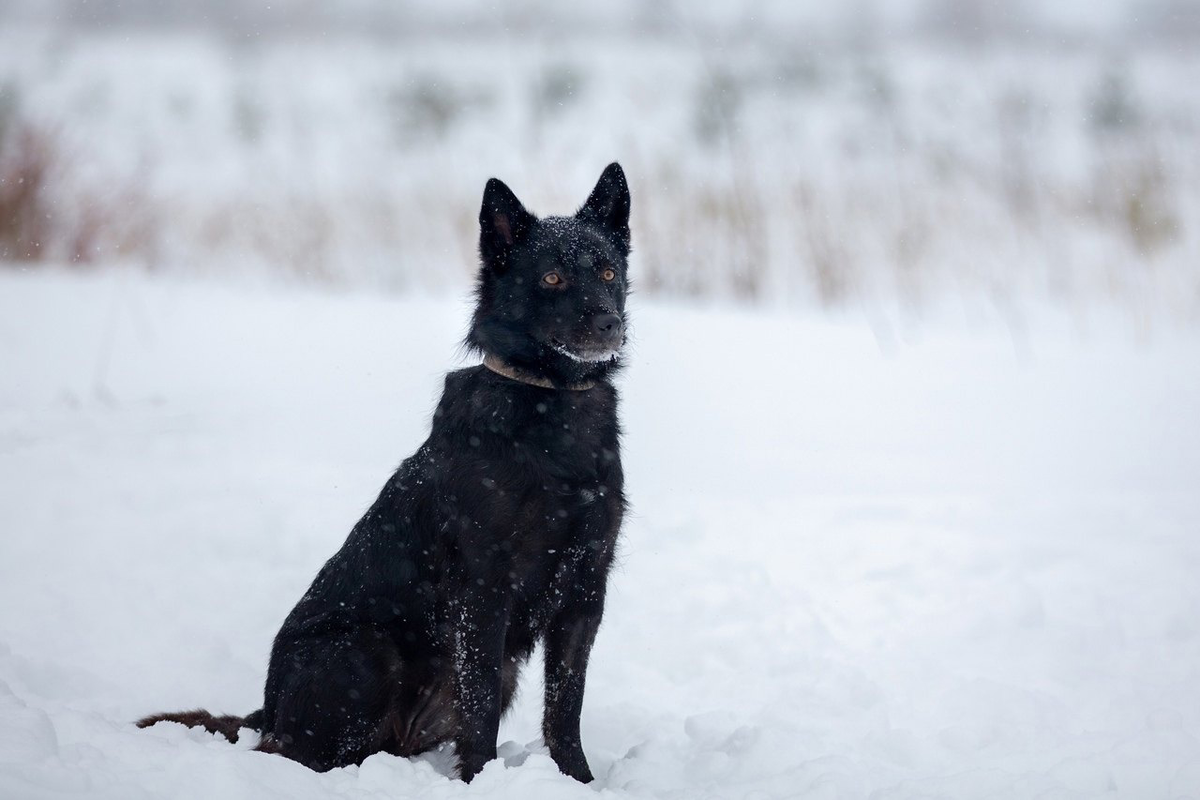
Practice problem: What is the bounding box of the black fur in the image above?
[139,163,632,784]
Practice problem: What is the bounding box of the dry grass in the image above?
[0,122,55,261]
[0,42,1196,320]
[0,103,156,266]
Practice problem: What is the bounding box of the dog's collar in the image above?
[482,354,596,391]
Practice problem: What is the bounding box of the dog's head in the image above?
[467,162,631,386]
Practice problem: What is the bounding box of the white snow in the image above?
[1,269,1199,798]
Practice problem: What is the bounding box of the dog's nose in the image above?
[591,313,623,342]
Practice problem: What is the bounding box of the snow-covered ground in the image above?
[1,269,1199,798]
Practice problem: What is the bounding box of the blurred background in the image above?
[3,6,1200,797]
[1,0,1198,322]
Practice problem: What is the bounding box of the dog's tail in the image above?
[136,708,264,744]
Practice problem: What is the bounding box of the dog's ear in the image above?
[479,177,534,273]
[577,162,631,254]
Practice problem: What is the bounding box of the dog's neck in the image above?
[482,354,596,392]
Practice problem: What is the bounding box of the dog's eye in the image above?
[542,272,563,287]
[601,268,616,282]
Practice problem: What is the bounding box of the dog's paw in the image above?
[550,747,594,783]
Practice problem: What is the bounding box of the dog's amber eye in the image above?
[601,268,616,282]
[542,272,563,286]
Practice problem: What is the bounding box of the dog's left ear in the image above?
[577,162,631,254]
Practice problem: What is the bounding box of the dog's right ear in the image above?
[479,178,534,274]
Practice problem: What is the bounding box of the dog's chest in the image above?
[481,405,620,613]
[499,490,613,637]
[495,432,618,569]
[428,371,622,606]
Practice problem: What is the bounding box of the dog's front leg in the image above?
[454,587,510,782]
[542,604,603,783]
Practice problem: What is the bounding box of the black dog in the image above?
[139,163,632,783]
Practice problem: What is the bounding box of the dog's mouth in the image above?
[548,337,622,363]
